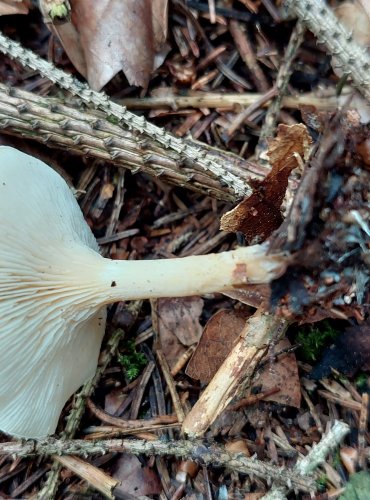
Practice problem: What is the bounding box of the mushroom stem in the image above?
[95,244,287,304]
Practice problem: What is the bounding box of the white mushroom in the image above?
[0,146,287,439]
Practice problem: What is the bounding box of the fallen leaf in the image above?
[252,339,301,408]
[186,308,250,383]
[0,0,29,15]
[112,454,162,496]
[220,124,312,244]
[156,296,203,369]
[43,0,168,90]
[152,0,168,50]
[223,284,270,308]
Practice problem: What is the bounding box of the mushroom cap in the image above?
[0,146,106,438]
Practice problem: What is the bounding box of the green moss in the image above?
[296,320,340,363]
[316,474,329,492]
[355,373,369,392]
[118,340,147,381]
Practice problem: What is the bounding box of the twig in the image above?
[86,399,177,429]
[224,87,277,140]
[301,387,324,434]
[53,455,119,500]
[0,32,250,198]
[156,349,186,422]
[317,390,362,411]
[257,21,305,152]
[227,387,281,411]
[262,420,350,499]
[0,83,259,202]
[285,0,370,102]
[358,392,368,468]
[229,19,270,92]
[295,420,350,475]
[119,89,351,110]
[182,310,289,438]
[0,438,315,492]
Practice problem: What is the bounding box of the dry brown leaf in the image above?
[152,0,168,50]
[156,296,203,369]
[43,0,168,90]
[112,454,162,496]
[252,339,301,408]
[186,308,250,383]
[223,284,270,308]
[0,0,29,15]
[220,124,312,244]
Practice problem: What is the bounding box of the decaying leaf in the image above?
[42,0,168,90]
[0,0,29,15]
[252,339,301,408]
[220,124,312,244]
[156,296,203,369]
[186,308,250,383]
[223,284,270,308]
[269,117,370,322]
[112,454,162,496]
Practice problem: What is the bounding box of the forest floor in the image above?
[0,1,369,499]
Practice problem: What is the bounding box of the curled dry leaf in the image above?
[220,124,312,244]
[186,308,250,383]
[252,339,301,408]
[155,296,204,369]
[0,0,29,15]
[41,0,168,90]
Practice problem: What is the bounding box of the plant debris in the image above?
[0,0,368,498]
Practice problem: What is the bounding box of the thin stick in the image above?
[285,0,370,102]
[295,420,350,475]
[182,310,289,438]
[257,22,305,152]
[156,349,186,422]
[229,19,270,92]
[0,32,249,198]
[118,90,351,110]
[358,392,368,468]
[0,438,315,492]
[262,420,350,499]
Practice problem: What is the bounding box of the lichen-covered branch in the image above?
[0,83,261,201]
[0,437,314,492]
[285,0,370,102]
[262,420,350,499]
[0,31,250,198]
[295,420,350,475]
